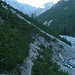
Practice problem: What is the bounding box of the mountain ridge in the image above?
[33,2,54,16]
[2,0,37,16]
[37,0,75,36]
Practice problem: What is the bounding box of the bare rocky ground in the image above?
[51,38,75,75]
[19,34,75,75]
[19,36,50,75]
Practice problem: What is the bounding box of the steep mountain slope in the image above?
[0,1,75,75]
[2,0,37,16]
[37,0,75,36]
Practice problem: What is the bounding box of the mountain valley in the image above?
[0,0,75,75]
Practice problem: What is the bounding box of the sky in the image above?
[17,0,60,8]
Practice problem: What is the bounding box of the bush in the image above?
[59,45,64,49]
[51,38,57,42]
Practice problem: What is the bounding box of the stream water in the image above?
[60,35,75,48]
[60,35,75,70]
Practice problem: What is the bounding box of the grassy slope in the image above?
[0,1,40,72]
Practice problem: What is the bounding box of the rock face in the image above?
[33,2,54,16]
[2,0,37,16]
[2,0,55,17]
[20,36,50,75]
[2,0,54,17]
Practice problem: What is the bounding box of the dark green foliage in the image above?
[22,13,71,45]
[0,21,38,72]
[59,45,64,49]
[4,0,70,45]
[0,1,40,72]
[39,32,51,42]
[51,38,57,42]
[37,0,75,36]
[24,16,71,45]
[32,45,68,75]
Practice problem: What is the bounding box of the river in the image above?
[60,35,75,48]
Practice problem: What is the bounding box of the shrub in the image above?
[51,38,57,42]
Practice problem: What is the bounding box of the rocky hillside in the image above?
[0,1,75,75]
[37,0,75,36]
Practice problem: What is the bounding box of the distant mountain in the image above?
[37,0,75,36]
[33,2,54,16]
[2,0,37,16]
[2,0,55,17]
